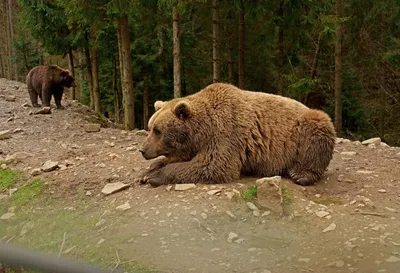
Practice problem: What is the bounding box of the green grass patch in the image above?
[12,179,43,206]
[240,184,257,201]
[0,169,18,190]
[281,186,293,215]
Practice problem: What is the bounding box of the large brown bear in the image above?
[137,83,336,187]
[26,65,75,109]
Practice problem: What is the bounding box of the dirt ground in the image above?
[1,77,400,273]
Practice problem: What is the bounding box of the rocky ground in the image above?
[1,77,400,273]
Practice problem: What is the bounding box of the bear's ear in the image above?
[154,101,166,112]
[173,101,191,120]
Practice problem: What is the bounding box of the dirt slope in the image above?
[1,77,400,273]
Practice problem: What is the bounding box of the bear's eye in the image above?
[153,128,161,136]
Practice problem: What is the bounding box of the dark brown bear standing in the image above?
[26,65,75,109]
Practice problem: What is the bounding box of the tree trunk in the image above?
[238,0,245,89]
[5,0,12,79]
[84,46,94,109]
[227,9,234,83]
[112,53,121,124]
[90,44,101,113]
[277,0,284,95]
[117,15,135,130]
[68,47,75,100]
[334,0,343,135]
[143,74,150,130]
[173,4,182,98]
[379,72,385,138]
[212,0,220,83]
[310,31,324,80]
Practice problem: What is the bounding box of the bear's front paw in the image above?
[145,171,167,187]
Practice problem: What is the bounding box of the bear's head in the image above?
[60,69,76,88]
[139,99,198,163]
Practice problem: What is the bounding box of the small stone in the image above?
[200,212,207,219]
[385,207,397,213]
[207,189,221,195]
[116,202,131,211]
[246,202,259,211]
[227,232,239,243]
[97,238,105,245]
[357,170,374,174]
[298,258,310,263]
[0,212,15,220]
[30,168,41,176]
[135,130,148,136]
[361,137,381,145]
[98,163,106,168]
[84,123,101,133]
[385,256,400,263]
[355,196,375,209]
[175,184,196,191]
[316,211,330,218]
[167,213,172,217]
[13,128,23,133]
[126,146,136,151]
[5,152,34,163]
[33,107,51,115]
[101,182,130,195]
[86,191,92,196]
[95,219,106,227]
[41,160,59,172]
[166,185,173,191]
[20,222,34,236]
[141,233,149,237]
[315,194,321,198]
[262,211,271,216]
[5,95,16,102]
[253,210,260,217]
[322,222,336,233]
[378,189,387,193]
[336,138,343,144]
[226,211,236,219]
[340,151,357,156]
[211,248,220,252]
[0,130,11,140]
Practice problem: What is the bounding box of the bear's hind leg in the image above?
[289,109,336,186]
[29,89,41,107]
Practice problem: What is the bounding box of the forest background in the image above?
[0,0,399,145]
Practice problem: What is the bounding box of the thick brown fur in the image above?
[137,83,336,187]
[26,65,75,109]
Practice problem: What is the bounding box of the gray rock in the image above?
[362,137,381,145]
[0,212,15,220]
[256,176,283,214]
[20,222,34,236]
[0,130,11,140]
[30,168,41,176]
[41,160,59,172]
[5,152,34,163]
[315,211,330,218]
[116,202,131,211]
[385,256,400,263]
[135,130,148,136]
[246,202,259,211]
[84,123,101,133]
[227,232,239,243]
[322,222,336,233]
[33,107,51,115]
[175,184,196,191]
[101,182,130,195]
[5,95,16,102]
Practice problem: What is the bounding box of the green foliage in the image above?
[12,179,43,206]
[241,184,257,201]
[0,169,18,191]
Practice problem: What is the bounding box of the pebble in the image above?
[101,182,130,195]
[262,211,271,216]
[207,189,221,195]
[322,222,336,233]
[116,202,131,211]
[227,232,239,243]
[0,130,12,140]
[0,213,15,220]
[298,258,310,263]
[226,211,236,219]
[246,202,259,211]
[385,256,400,263]
[200,212,207,219]
[385,207,397,213]
[175,184,196,191]
[211,248,220,252]
[315,211,330,218]
[253,210,260,217]
[378,189,387,193]
[41,160,59,172]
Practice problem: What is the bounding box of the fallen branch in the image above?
[350,212,387,218]
[58,232,67,257]
[112,250,120,272]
